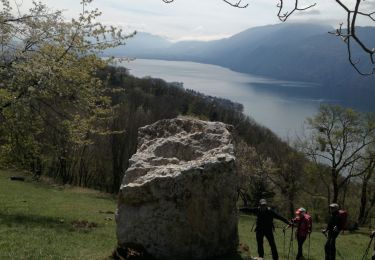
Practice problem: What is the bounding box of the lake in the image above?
[119,59,337,139]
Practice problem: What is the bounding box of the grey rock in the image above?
[116,117,238,260]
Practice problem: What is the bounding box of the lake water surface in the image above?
[120,59,333,139]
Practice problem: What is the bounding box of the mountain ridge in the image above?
[105,23,375,106]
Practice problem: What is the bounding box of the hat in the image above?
[329,203,339,209]
[295,207,306,215]
[259,199,267,205]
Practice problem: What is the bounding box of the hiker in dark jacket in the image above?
[239,198,291,260]
[322,203,346,260]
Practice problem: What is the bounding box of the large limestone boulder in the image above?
[116,117,238,260]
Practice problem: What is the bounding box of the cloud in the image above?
[192,26,204,32]
[361,0,375,10]
[173,33,232,42]
[295,9,321,16]
[361,0,375,9]
[17,0,361,42]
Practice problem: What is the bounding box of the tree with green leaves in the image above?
[0,0,132,171]
[235,139,276,207]
[300,104,375,204]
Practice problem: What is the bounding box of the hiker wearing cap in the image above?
[239,199,291,260]
[322,203,347,260]
[288,207,312,260]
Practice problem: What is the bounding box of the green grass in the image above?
[0,169,373,259]
[0,169,117,260]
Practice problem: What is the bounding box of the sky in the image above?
[20,0,375,41]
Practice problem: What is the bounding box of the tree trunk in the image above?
[358,177,368,225]
[288,196,295,218]
[358,162,374,225]
[332,169,339,203]
[111,135,123,193]
[341,179,350,209]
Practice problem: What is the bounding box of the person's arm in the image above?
[371,231,375,238]
[272,210,291,225]
[291,217,299,227]
[322,219,330,235]
[283,217,297,231]
[239,207,258,215]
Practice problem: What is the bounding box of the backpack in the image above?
[338,210,348,231]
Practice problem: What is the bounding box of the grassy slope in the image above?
[0,169,373,259]
[0,170,117,260]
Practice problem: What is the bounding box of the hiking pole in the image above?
[361,236,374,260]
[283,227,286,257]
[288,224,294,260]
[250,221,256,232]
[308,232,311,260]
[292,225,294,256]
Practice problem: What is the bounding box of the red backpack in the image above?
[338,210,348,231]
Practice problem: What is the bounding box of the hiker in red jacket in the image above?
[285,207,312,260]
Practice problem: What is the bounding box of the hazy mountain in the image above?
[105,23,375,107]
[105,32,172,57]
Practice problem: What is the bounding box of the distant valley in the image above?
[106,23,375,110]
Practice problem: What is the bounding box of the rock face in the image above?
[116,117,238,260]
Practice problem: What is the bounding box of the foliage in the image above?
[235,140,276,206]
[0,0,132,172]
[299,104,375,204]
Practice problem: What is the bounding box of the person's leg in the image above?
[331,236,336,259]
[265,231,279,260]
[324,236,331,260]
[256,231,265,258]
[325,232,338,260]
[296,236,306,259]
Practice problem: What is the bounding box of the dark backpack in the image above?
[338,210,348,231]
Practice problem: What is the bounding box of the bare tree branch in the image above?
[330,0,375,75]
[277,0,316,22]
[223,0,249,8]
